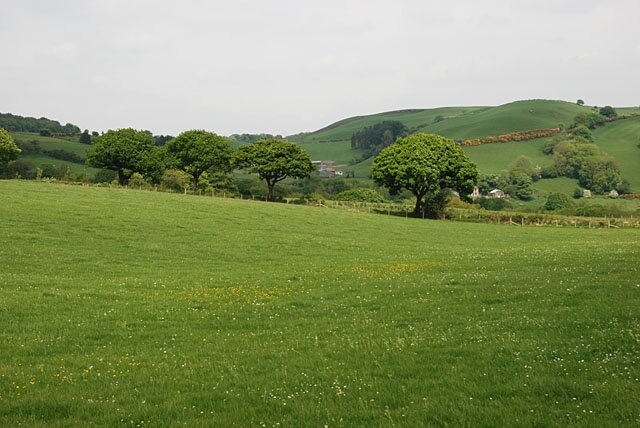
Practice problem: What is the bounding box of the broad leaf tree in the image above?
[371,133,478,217]
[0,128,21,170]
[164,130,233,190]
[232,139,314,201]
[87,128,158,185]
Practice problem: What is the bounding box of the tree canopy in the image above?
[350,121,407,155]
[0,128,21,167]
[164,130,233,190]
[87,128,158,185]
[232,139,314,201]
[0,112,79,134]
[371,133,478,217]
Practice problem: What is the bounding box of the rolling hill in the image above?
[289,100,640,191]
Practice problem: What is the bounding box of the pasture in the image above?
[1,181,639,426]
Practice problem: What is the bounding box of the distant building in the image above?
[489,188,506,199]
[470,186,481,199]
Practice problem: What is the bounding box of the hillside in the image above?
[290,100,639,192]
[1,180,638,426]
[9,131,99,176]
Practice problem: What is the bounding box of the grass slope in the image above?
[1,181,639,426]
[592,117,640,190]
[10,132,98,175]
[289,100,589,178]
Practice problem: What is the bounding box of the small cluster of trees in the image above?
[0,112,80,135]
[86,128,315,201]
[350,121,407,156]
[477,156,539,202]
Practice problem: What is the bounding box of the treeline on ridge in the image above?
[0,112,80,135]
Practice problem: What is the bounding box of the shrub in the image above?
[544,192,575,211]
[573,188,583,199]
[478,197,512,211]
[127,172,150,189]
[334,188,385,203]
[160,169,191,192]
[571,125,593,141]
[93,169,117,183]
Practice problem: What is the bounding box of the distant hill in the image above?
[288,100,640,191]
[0,112,80,134]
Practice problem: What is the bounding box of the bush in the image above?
[127,172,150,189]
[544,192,575,211]
[573,112,606,129]
[478,197,512,211]
[571,125,593,141]
[573,188,583,199]
[599,106,617,118]
[93,169,117,183]
[160,169,191,192]
[334,188,385,203]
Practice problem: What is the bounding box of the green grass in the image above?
[18,154,100,176]
[463,137,554,175]
[532,177,581,194]
[1,180,639,426]
[592,117,640,191]
[11,132,89,157]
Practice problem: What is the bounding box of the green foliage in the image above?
[232,139,314,201]
[127,172,150,189]
[79,129,92,145]
[87,128,159,185]
[577,99,585,106]
[334,188,385,203]
[0,112,80,134]
[573,188,584,199]
[0,127,21,167]
[160,169,191,192]
[552,140,622,194]
[571,125,593,141]
[507,155,538,180]
[506,172,534,200]
[4,159,36,179]
[544,192,575,211]
[350,121,407,154]
[477,197,512,211]
[164,130,233,190]
[371,133,478,217]
[92,169,117,184]
[599,105,618,118]
[573,111,606,129]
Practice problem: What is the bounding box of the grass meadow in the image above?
[1,181,639,426]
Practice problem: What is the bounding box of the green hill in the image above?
[290,100,639,191]
[1,180,638,426]
[591,116,640,189]
[9,131,99,176]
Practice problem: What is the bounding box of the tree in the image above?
[164,130,233,190]
[79,129,92,145]
[0,128,21,174]
[371,133,478,217]
[232,139,314,201]
[577,99,585,106]
[599,105,618,118]
[87,128,158,185]
[573,112,606,129]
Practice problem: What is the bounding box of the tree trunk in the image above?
[267,182,274,202]
[412,190,425,217]
[117,170,126,186]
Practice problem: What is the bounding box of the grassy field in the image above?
[592,117,640,191]
[11,132,89,157]
[1,180,639,426]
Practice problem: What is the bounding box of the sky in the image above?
[2,0,639,136]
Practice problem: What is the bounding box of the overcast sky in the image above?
[2,0,639,136]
